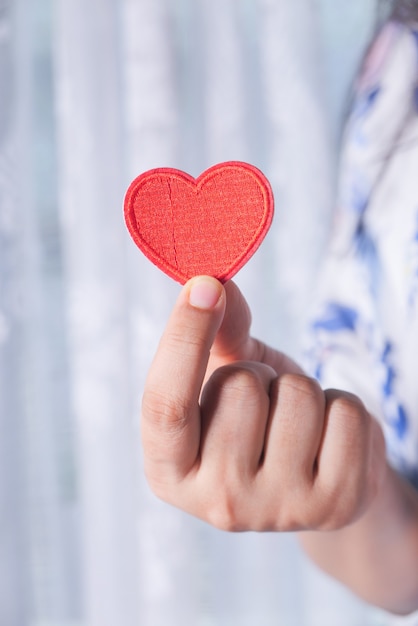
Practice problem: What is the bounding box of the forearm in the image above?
[299,463,418,615]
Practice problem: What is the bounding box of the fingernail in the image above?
[188,277,223,310]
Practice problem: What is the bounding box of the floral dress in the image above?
[305,20,418,489]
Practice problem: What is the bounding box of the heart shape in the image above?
[124,161,274,284]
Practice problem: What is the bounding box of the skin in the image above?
[142,276,418,615]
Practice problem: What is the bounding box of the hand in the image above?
[142,276,386,532]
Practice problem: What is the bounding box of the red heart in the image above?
[124,161,274,284]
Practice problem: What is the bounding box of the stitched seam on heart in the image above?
[167,178,179,271]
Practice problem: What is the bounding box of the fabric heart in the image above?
[124,161,274,284]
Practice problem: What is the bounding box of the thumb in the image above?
[142,275,226,481]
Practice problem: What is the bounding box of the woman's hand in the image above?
[141,276,385,532]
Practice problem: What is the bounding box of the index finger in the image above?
[141,276,226,485]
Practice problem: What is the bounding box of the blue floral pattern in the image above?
[305,22,418,487]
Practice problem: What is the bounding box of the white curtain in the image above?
[1,0,399,624]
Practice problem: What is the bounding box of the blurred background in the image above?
[0,0,403,624]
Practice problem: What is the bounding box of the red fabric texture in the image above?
[124,161,274,284]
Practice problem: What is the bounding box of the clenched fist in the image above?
[141,277,385,533]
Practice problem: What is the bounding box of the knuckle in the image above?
[325,390,371,451]
[208,511,240,533]
[273,506,300,532]
[278,374,322,403]
[325,389,366,423]
[142,388,190,438]
[209,364,267,399]
[207,502,240,533]
[204,483,244,532]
